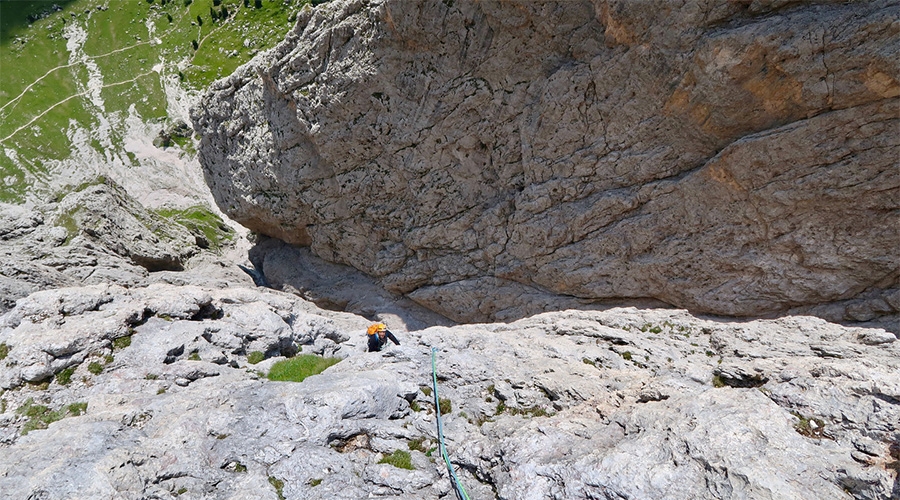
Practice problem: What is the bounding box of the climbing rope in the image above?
[431,347,471,500]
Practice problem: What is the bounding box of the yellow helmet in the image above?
[367,323,387,335]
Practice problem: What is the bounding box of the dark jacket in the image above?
[368,330,400,352]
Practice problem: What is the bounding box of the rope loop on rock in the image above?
[431,347,471,500]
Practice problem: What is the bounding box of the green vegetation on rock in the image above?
[268,476,285,500]
[267,354,340,382]
[155,205,233,251]
[55,366,76,385]
[16,397,87,435]
[378,450,414,470]
[0,0,317,202]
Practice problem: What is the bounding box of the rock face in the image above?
[192,0,900,326]
[1,284,898,499]
[0,178,249,315]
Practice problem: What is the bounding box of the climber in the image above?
[367,322,400,352]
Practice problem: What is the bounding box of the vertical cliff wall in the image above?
[192,0,899,324]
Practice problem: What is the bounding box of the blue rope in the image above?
[431,347,471,500]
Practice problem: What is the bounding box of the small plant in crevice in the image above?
[188,352,201,361]
[621,351,632,361]
[222,461,247,473]
[309,478,323,487]
[438,398,452,414]
[112,335,132,350]
[408,437,428,453]
[67,402,88,416]
[247,351,265,365]
[55,366,76,385]
[711,375,725,388]
[268,476,285,500]
[409,400,421,412]
[0,343,9,360]
[88,362,104,375]
[792,412,830,439]
[29,380,50,391]
[378,450,414,470]
[420,386,432,397]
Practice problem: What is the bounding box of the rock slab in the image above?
[0,284,898,499]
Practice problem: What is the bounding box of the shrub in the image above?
[267,355,340,382]
[409,400,421,412]
[420,386,432,397]
[247,351,265,365]
[88,362,103,375]
[621,351,632,361]
[56,367,76,385]
[378,450,414,470]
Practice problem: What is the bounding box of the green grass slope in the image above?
[0,0,316,203]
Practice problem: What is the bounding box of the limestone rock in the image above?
[192,0,899,326]
[1,284,897,499]
[0,178,251,316]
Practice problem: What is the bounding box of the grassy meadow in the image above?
[0,0,312,203]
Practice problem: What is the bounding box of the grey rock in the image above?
[192,0,900,326]
[858,329,897,345]
[0,179,252,316]
[1,285,898,499]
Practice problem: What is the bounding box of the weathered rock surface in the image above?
[1,284,897,499]
[0,178,251,315]
[192,0,899,327]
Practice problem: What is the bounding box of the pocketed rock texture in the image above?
[0,284,897,499]
[191,0,900,326]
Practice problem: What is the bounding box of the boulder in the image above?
[191,0,899,326]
